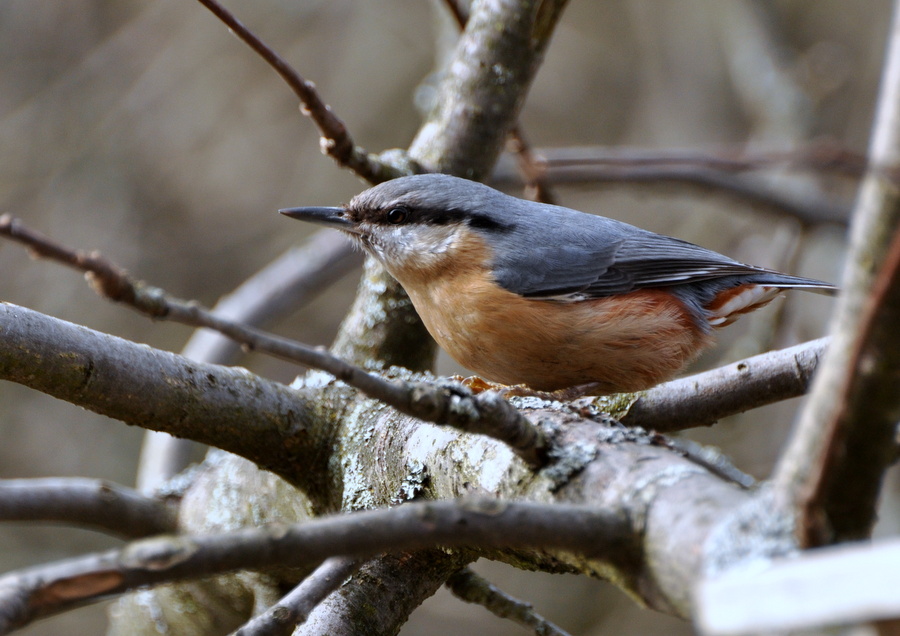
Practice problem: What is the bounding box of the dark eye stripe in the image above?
[363,205,513,232]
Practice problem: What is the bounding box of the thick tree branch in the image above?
[0,218,546,468]
[0,302,338,500]
[0,498,629,633]
[774,0,900,545]
[409,0,569,180]
[194,0,406,183]
[0,478,177,539]
[446,567,572,636]
[0,297,762,624]
[438,0,557,204]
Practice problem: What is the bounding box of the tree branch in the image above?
[0,498,629,633]
[0,302,332,496]
[515,143,868,178]
[0,478,177,539]
[409,0,569,180]
[232,557,360,636]
[295,551,474,636]
[698,535,900,634]
[491,145,854,225]
[609,338,828,432]
[446,567,572,636]
[773,0,900,545]
[0,300,761,625]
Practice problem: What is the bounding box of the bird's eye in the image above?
[386,207,408,224]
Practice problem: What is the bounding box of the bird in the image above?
[281,173,836,396]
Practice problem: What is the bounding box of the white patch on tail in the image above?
[707,285,781,326]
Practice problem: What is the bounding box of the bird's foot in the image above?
[450,375,500,394]
[451,376,601,401]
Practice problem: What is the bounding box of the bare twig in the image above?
[0,478,177,539]
[137,231,361,493]
[507,125,557,204]
[492,160,852,225]
[236,557,359,636]
[525,143,868,177]
[194,0,403,183]
[606,338,828,432]
[0,498,628,633]
[0,215,545,467]
[490,143,865,225]
[232,557,360,636]
[446,566,572,636]
[180,232,360,367]
[657,437,756,489]
[774,0,900,546]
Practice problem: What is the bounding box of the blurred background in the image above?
[0,0,893,633]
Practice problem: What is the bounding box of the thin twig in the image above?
[446,567,572,636]
[490,144,860,225]
[232,557,360,636]
[180,232,360,366]
[0,478,177,539]
[530,143,869,177]
[603,337,829,432]
[497,162,851,225]
[657,437,756,489]
[508,125,557,204]
[0,214,545,468]
[0,498,627,633]
[195,0,401,183]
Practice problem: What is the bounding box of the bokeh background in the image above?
[0,1,893,633]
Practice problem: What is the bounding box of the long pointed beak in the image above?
[279,206,358,232]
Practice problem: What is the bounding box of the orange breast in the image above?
[393,236,712,393]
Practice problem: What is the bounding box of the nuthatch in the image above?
[281,174,836,395]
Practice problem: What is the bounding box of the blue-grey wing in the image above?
[488,210,834,299]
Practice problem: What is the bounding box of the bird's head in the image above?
[280,174,514,283]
